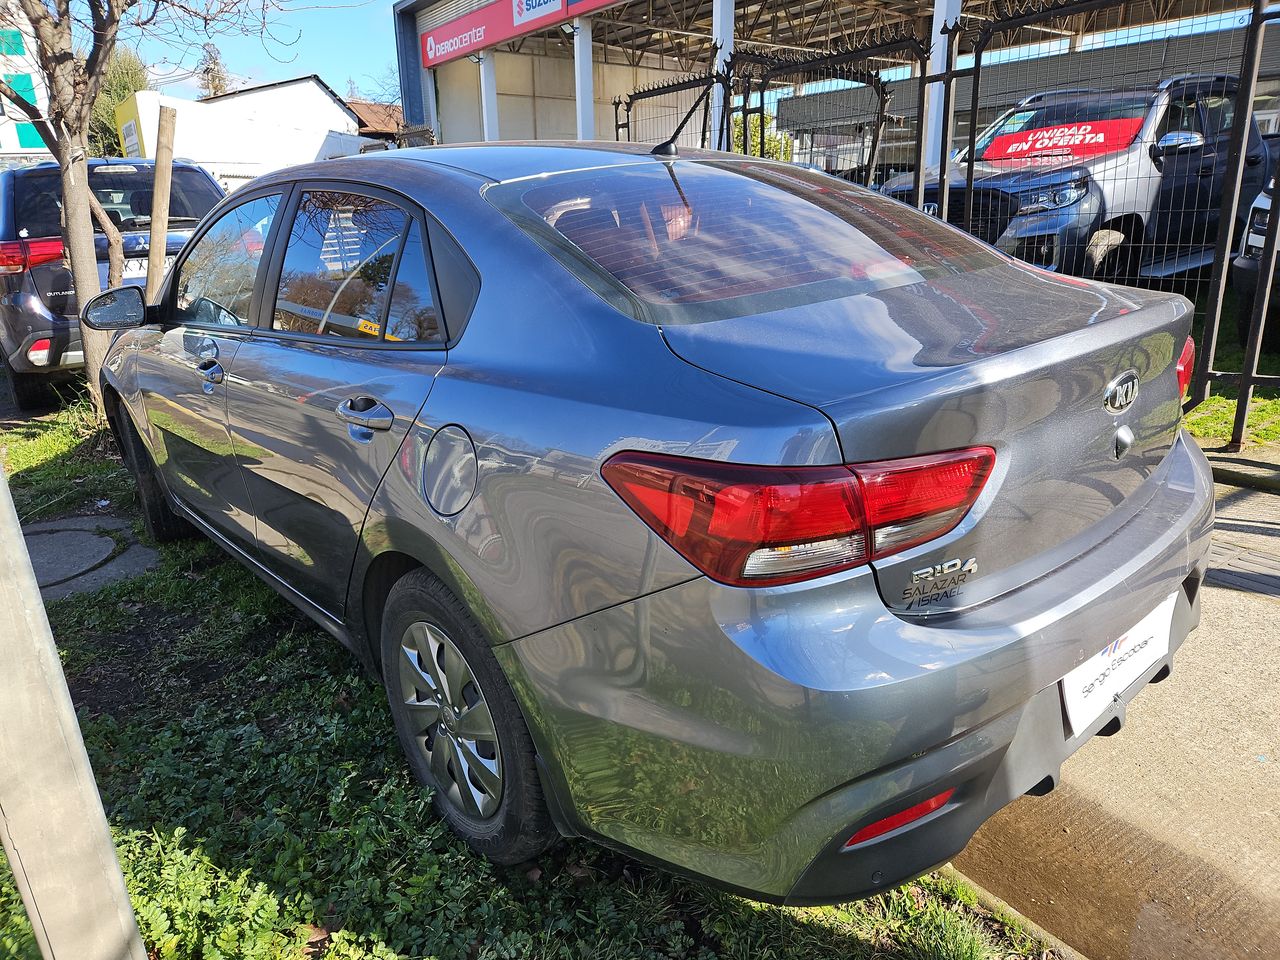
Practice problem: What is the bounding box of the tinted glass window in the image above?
[1201,95,1234,138]
[1157,98,1203,139]
[15,165,223,239]
[384,222,442,342]
[273,191,406,340]
[493,160,1004,320]
[174,193,281,327]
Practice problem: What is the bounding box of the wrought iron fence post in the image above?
[936,22,962,222]
[1231,152,1280,449]
[1190,0,1268,411]
[912,39,930,208]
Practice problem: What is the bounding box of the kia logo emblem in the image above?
[1104,370,1140,414]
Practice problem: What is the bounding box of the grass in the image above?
[0,387,132,521]
[0,401,1052,959]
[1184,287,1280,447]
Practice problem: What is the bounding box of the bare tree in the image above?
[0,0,290,416]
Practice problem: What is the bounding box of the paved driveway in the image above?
[956,480,1280,960]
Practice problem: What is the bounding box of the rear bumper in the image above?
[3,317,84,375]
[498,431,1214,903]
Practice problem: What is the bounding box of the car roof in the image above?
[256,141,739,187]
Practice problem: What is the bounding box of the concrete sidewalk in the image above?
[956,476,1280,960]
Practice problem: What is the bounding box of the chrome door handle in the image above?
[335,396,394,431]
[196,358,224,384]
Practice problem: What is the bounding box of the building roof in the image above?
[199,74,360,125]
[346,99,404,136]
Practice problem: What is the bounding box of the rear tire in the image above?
[2,356,52,412]
[380,569,557,865]
[111,405,193,542]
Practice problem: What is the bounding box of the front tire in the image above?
[381,569,557,865]
[111,405,193,542]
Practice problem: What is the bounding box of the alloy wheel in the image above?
[399,620,504,819]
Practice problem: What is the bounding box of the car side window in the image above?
[173,193,281,327]
[384,221,443,343]
[1200,95,1234,140]
[1157,98,1202,139]
[273,191,406,340]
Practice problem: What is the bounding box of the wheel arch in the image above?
[349,517,510,674]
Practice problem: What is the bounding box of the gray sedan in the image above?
[83,142,1213,905]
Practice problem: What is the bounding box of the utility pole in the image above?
[0,473,147,960]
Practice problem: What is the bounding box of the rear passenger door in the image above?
[226,184,449,616]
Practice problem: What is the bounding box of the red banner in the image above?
[982,117,1145,162]
[421,0,622,67]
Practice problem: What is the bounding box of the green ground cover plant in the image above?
[0,388,1055,960]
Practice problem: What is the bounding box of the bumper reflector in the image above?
[26,338,52,367]
[843,788,955,849]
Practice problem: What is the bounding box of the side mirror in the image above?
[81,285,147,331]
[1153,130,1206,159]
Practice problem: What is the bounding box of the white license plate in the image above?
[121,256,174,279]
[1060,593,1176,736]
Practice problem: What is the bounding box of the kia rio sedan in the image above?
[83,143,1213,905]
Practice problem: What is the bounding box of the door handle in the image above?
[1246,153,1264,167]
[335,396,394,432]
[196,358,224,384]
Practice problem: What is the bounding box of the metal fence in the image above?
[616,0,1279,448]
[613,72,720,148]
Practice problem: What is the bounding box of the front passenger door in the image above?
[135,191,283,549]
[226,187,449,616]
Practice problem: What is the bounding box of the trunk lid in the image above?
[660,260,1190,613]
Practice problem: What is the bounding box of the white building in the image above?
[0,9,53,166]
[115,75,378,192]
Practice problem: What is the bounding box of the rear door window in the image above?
[14,165,223,239]
[272,191,406,340]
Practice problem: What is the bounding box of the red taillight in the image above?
[0,237,64,275]
[601,447,995,587]
[843,788,955,849]
[27,338,51,366]
[1176,335,1195,399]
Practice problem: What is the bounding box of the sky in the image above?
[133,0,401,101]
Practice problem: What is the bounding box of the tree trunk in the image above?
[59,148,109,418]
[88,193,123,289]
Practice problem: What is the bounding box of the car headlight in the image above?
[1014,181,1088,216]
[1250,204,1270,237]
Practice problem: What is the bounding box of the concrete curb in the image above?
[1209,465,1280,494]
[940,864,1092,960]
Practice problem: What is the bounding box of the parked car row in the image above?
[78,143,1212,905]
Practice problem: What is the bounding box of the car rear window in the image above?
[488,159,1005,323]
[14,165,222,239]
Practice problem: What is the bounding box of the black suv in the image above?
[1,158,223,409]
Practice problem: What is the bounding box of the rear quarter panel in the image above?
[346,172,841,650]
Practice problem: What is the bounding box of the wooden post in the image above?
[0,473,148,960]
[145,106,177,304]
